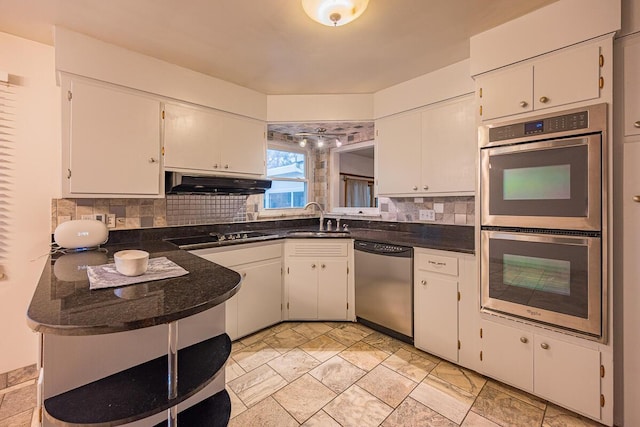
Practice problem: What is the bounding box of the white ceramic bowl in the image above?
[114,250,149,276]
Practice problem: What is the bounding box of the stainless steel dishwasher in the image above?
[354,240,413,343]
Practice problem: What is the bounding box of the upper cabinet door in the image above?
[66,79,161,196]
[376,111,422,195]
[478,65,533,121]
[534,43,601,111]
[163,103,220,171]
[218,114,265,176]
[421,96,476,194]
[624,35,640,137]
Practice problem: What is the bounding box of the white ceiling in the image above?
[0,0,558,95]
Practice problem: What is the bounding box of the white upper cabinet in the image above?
[477,66,533,120]
[62,77,162,197]
[163,103,266,176]
[377,95,475,197]
[218,114,266,175]
[478,41,603,121]
[163,103,221,171]
[376,111,422,195]
[623,34,640,138]
[421,96,476,194]
[533,43,601,111]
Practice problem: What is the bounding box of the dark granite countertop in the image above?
[143,219,475,254]
[27,240,242,336]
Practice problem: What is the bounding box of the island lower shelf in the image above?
[43,333,231,426]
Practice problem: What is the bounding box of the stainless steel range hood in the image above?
[165,172,271,195]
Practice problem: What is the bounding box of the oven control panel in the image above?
[489,110,589,142]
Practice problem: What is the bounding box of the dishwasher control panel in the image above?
[355,240,413,256]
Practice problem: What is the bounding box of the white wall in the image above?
[373,59,474,119]
[266,94,374,122]
[339,152,374,177]
[0,32,60,373]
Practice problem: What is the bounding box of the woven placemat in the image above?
[87,257,189,290]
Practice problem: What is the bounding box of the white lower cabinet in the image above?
[191,242,282,341]
[284,240,354,321]
[414,249,477,367]
[479,320,534,392]
[480,318,603,420]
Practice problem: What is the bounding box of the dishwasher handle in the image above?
[354,240,413,258]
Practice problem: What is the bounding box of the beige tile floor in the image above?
[226,321,606,427]
[0,321,606,427]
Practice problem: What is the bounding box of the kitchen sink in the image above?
[286,230,351,238]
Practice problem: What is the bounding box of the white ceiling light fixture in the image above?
[301,0,370,27]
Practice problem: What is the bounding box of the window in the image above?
[264,146,308,209]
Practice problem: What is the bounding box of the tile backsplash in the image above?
[378,196,475,225]
[52,195,474,232]
[51,195,250,232]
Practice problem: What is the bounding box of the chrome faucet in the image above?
[304,202,325,231]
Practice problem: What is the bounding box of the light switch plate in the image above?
[419,209,435,221]
[107,214,116,228]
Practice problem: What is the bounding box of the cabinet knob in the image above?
[423,185,429,191]
[633,195,640,203]
[311,264,316,269]
[413,186,418,191]
[242,272,247,278]
[321,264,326,269]
[148,157,157,163]
[540,342,549,350]
[224,164,229,169]
[213,164,219,169]
[421,279,427,286]
[519,101,528,108]
[539,96,549,104]
[520,337,528,344]
[635,121,640,128]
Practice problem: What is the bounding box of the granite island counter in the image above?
[27,240,242,427]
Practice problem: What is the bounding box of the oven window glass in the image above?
[489,237,589,319]
[503,165,571,200]
[489,142,590,217]
[503,254,570,296]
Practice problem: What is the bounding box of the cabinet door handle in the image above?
[242,272,247,278]
[224,164,229,169]
[311,264,316,269]
[413,186,418,191]
[213,164,219,169]
[149,157,157,163]
[633,195,640,203]
[520,337,528,344]
[539,96,549,104]
[540,342,549,350]
[321,264,326,269]
[423,185,429,191]
[421,279,427,286]
[635,121,640,128]
[519,101,528,108]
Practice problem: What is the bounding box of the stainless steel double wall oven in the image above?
[479,103,607,341]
